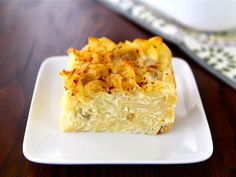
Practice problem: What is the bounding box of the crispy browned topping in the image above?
[60,37,172,97]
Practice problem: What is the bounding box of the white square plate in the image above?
[23,56,213,164]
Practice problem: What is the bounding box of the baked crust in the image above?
[157,123,174,134]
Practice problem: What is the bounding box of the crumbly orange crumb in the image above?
[60,37,173,99]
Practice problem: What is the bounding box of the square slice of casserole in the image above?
[60,37,177,135]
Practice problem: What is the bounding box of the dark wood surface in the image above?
[0,0,236,176]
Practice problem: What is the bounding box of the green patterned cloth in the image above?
[98,0,236,90]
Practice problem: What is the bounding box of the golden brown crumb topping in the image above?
[60,37,173,98]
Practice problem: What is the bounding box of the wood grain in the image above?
[0,0,235,177]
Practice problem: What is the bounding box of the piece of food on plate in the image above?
[60,37,177,135]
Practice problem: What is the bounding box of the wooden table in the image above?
[0,0,236,176]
